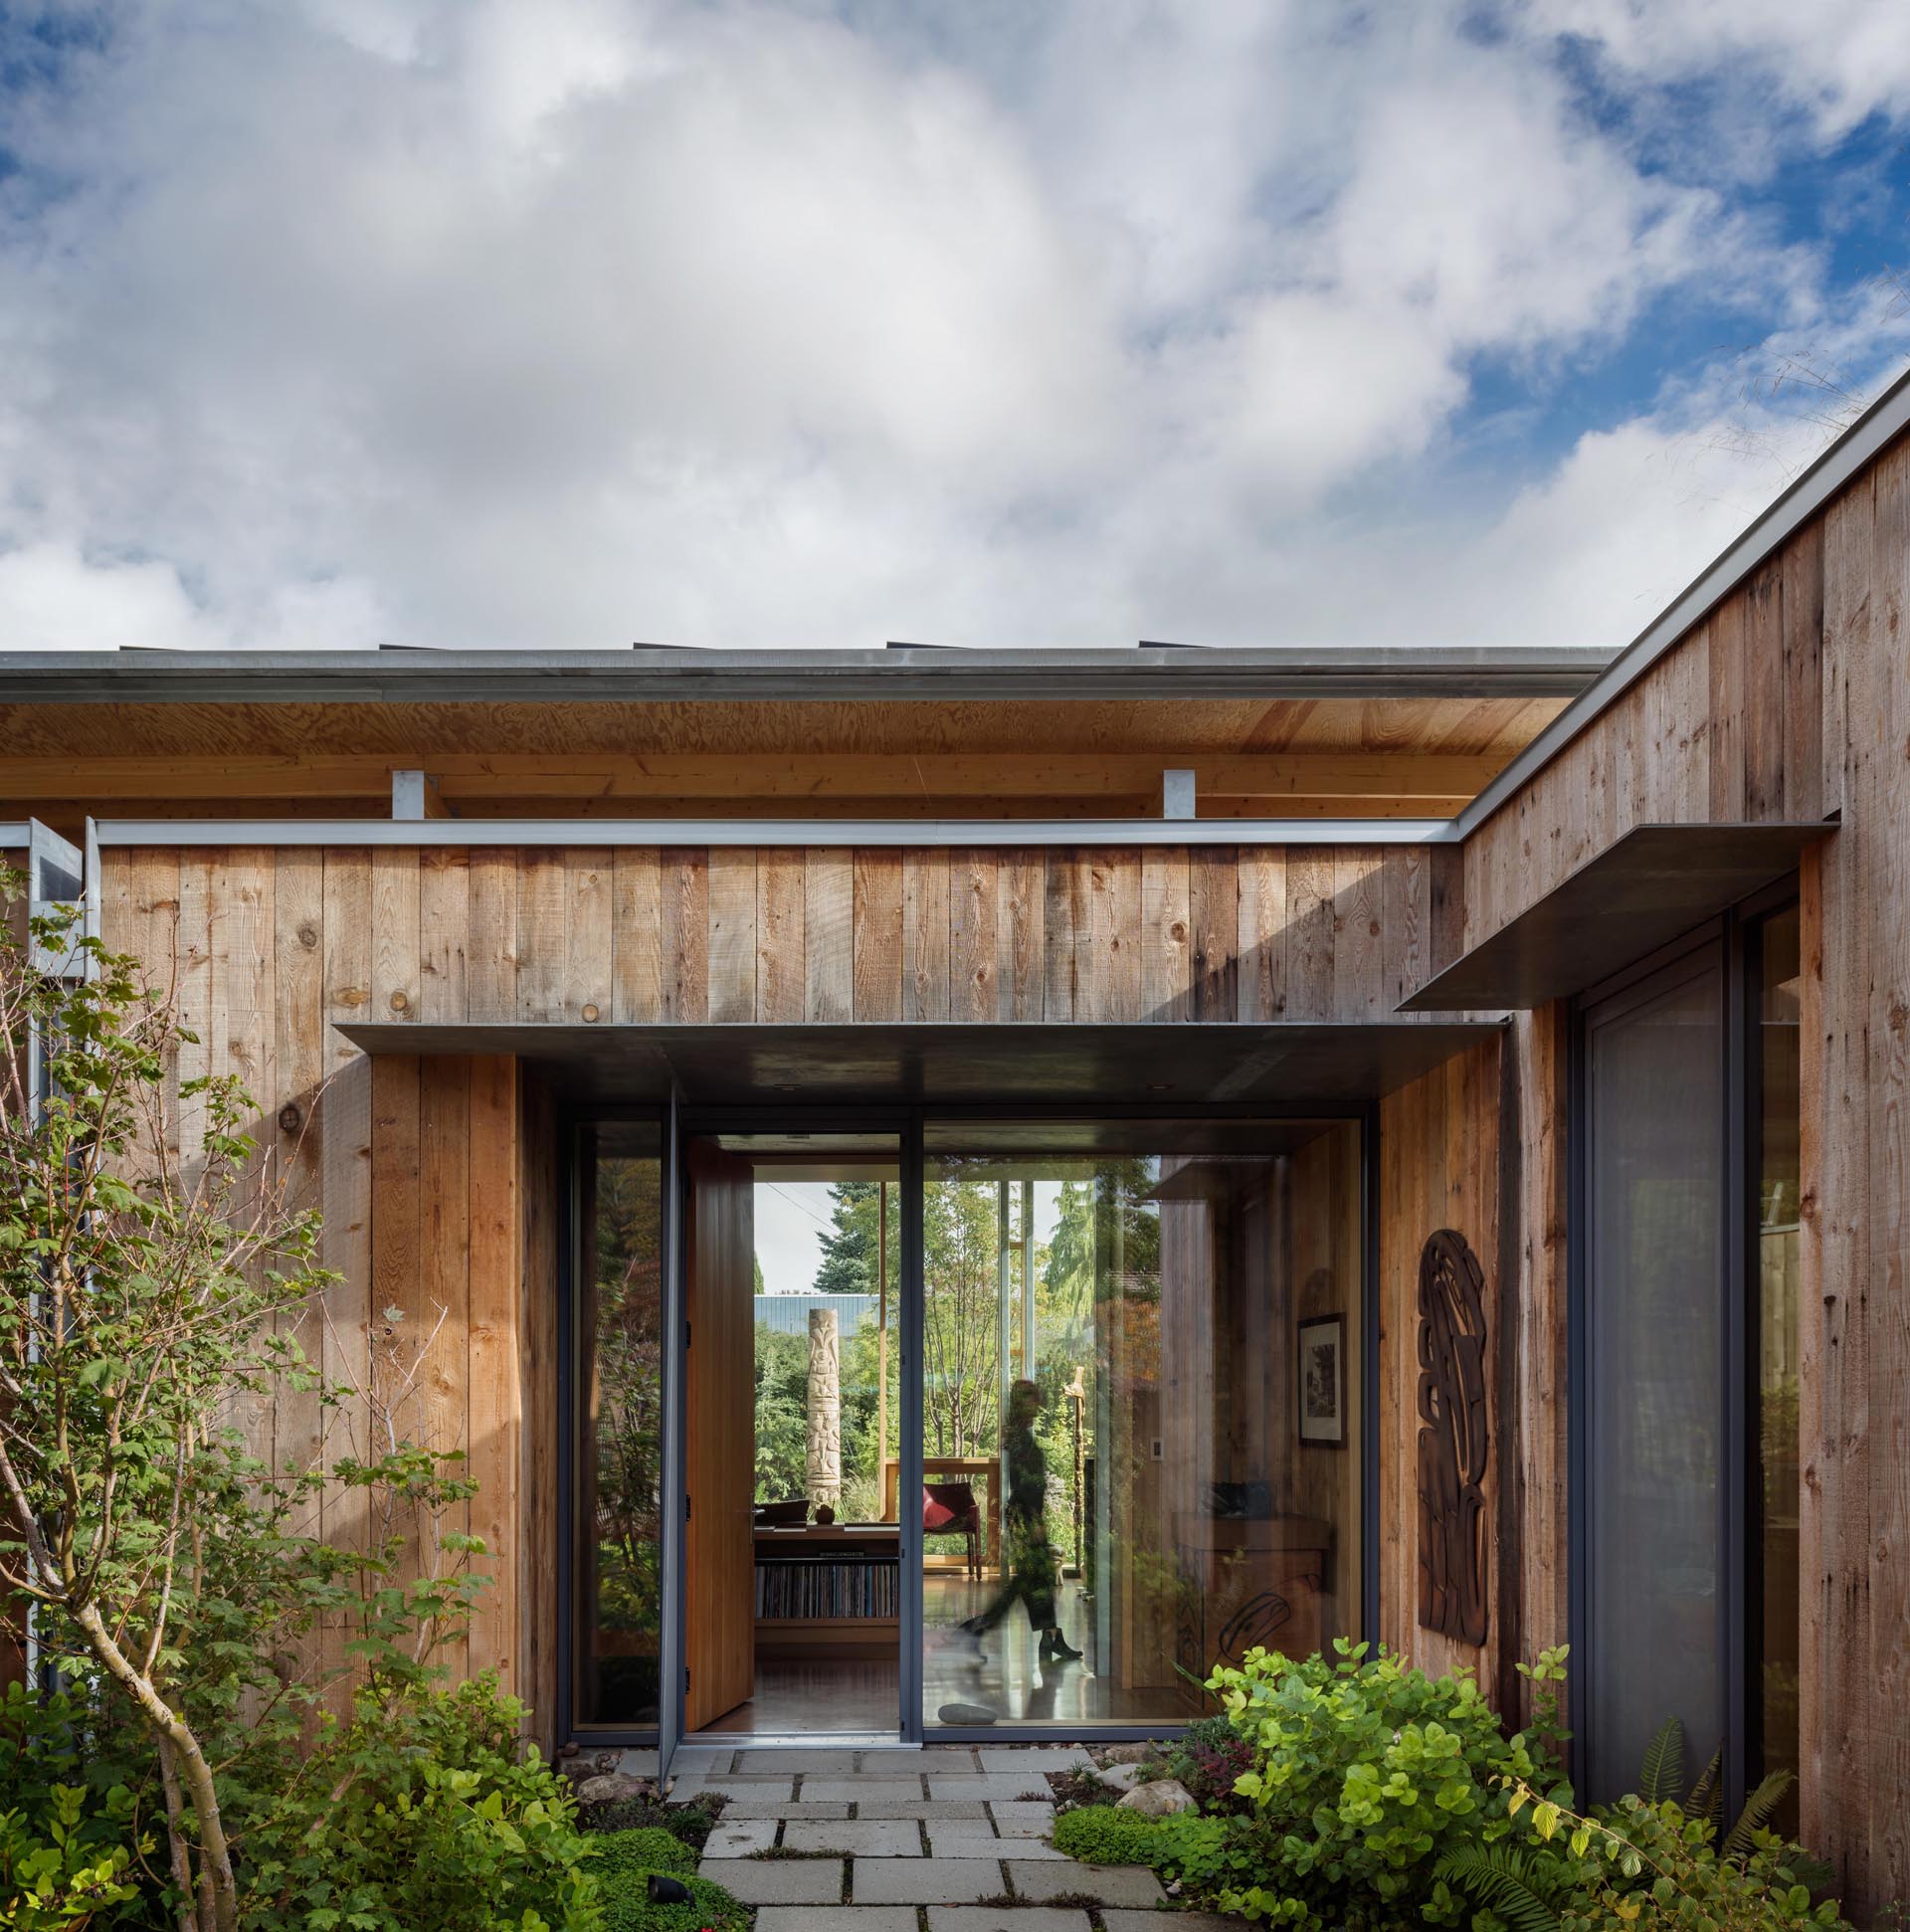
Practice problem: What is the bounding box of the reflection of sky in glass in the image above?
[754,1178,1071,1296]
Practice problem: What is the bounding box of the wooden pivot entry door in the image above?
[685,1141,756,1730]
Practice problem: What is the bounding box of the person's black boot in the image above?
[1040,1629,1082,1660]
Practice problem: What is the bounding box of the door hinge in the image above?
[684,1494,691,1522]
[684,1319,692,1351]
[683,1666,691,1694]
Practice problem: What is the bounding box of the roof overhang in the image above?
[336,1020,1501,1105]
[1400,821,1831,1012]
[0,643,1612,705]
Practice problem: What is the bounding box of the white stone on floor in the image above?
[697,1855,845,1904]
[852,1856,1011,1905]
[1006,1859,1165,1906]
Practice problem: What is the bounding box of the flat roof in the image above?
[0,642,1610,703]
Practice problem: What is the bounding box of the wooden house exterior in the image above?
[5,368,1908,1917]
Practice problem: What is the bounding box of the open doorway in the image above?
[684,1132,903,1736]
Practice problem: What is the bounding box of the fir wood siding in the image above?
[1443,429,1909,1917]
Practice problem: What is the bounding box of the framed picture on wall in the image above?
[1298,1315,1346,1446]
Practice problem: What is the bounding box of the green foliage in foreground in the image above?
[596,1869,746,1932]
[589,1829,697,1881]
[1050,1805,1164,1865]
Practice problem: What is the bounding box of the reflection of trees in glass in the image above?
[922,1173,1006,1456]
[589,1156,663,1639]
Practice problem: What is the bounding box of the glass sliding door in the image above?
[574,1122,667,1730]
[917,1117,1365,1730]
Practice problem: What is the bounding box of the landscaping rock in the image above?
[572,1771,652,1807]
[1096,1742,1153,1764]
[1093,1760,1144,1791]
[1117,1776,1196,1817]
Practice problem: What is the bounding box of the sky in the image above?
[2,0,1909,656]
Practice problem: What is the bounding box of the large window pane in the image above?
[1584,959,1725,1798]
[919,1118,1364,1729]
[575,1123,665,1729]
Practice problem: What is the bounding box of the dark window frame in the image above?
[1568,879,1799,1820]
[558,1095,1380,1750]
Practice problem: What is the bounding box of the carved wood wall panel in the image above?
[1417,1227,1489,1645]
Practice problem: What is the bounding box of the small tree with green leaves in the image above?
[0,877,482,1932]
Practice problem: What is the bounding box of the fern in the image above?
[1432,1844,1565,1932]
[1688,1746,1724,1826]
[1638,1716,1684,1805]
[1722,1770,1797,1860]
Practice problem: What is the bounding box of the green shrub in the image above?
[1050,1806,1162,1865]
[579,1797,719,1850]
[244,1676,600,1932]
[1200,1639,1567,1928]
[597,1869,747,1932]
[1162,1712,1257,1816]
[591,1829,696,1880]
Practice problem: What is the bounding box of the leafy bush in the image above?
[1162,1712,1257,1816]
[1050,1806,1162,1865]
[1201,1640,1567,1928]
[597,1870,746,1932]
[1,1783,145,1932]
[1438,1785,1851,1930]
[243,1676,599,1932]
[591,1830,696,1880]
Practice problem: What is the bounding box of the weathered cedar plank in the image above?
[1142,848,1192,1023]
[564,847,613,1022]
[1090,848,1142,1022]
[370,846,421,1024]
[515,851,567,1023]
[1235,846,1284,1022]
[853,848,905,1023]
[755,849,805,1023]
[1382,845,1426,1018]
[1334,848,1383,1022]
[610,848,661,1023]
[418,848,470,1025]
[902,849,951,1022]
[705,848,757,1023]
[804,849,854,1023]
[1286,849,1336,1020]
[1783,518,1825,822]
[468,848,520,1023]
[1744,561,1786,819]
[1188,848,1238,1022]
[949,848,997,1023]
[1043,851,1080,1022]
[660,853,709,1022]
[466,1056,520,1699]
[418,1056,472,1681]
[997,851,1044,1022]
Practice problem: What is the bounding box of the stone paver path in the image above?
[663,1741,1241,1925]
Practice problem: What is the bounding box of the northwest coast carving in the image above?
[1416,1228,1489,1646]
[806,1306,843,1510]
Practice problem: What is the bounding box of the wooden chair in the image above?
[923,1481,984,1582]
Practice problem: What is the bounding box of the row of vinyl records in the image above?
[755,1556,900,1621]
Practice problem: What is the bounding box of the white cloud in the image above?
[0,0,1905,655]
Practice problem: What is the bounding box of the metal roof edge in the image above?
[92,815,1459,849]
[0,643,1613,704]
[1454,354,1910,839]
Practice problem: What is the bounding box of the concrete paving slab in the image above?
[929,1775,1057,1802]
[613,1748,662,1776]
[697,1855,845,1904]
[708,1796,852,1819]
[733,1749,860,1774]
[757,1912,917,1932]
[850,1798,990,1820]
[976,1746,1093,1773]
[928,1829,1064,1860]
[926,1911,1092,1932]
[986,1801,1056,1835]
[803,1778,925,1805]
[701,1820,778,1856]
[852,1856,1010,1905]
[1006,1861,1165,1907]
[782,1820,923,1856]
[699,1776,797,1799]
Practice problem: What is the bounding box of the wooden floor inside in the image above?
[691,1576,1189,1735]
